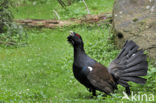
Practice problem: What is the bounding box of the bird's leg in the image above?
[125,87,131,95]
[88,88,92,92]
[92,89,96,96]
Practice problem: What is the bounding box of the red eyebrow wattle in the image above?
[75,33,80,38]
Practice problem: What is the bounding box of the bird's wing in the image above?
[87,63,116,94]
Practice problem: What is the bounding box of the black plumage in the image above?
[67,32,148,96]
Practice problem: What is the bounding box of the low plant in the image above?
[0,0,27,46]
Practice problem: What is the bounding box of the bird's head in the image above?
[67,31,83,47]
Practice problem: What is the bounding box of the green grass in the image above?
[0,24,155,103]
[12,0,114,20]
[0,0,155,102]
[0,25,116,102]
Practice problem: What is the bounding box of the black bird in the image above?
[67,31,148,96]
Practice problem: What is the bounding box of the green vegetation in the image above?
[0,0,26,46]
[0,25,117,103]
[0,0,155,102]
[12,0,114,20]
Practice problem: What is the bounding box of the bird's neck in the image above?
[73,45,86,62]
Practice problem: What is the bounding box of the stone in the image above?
[112,0,156,60]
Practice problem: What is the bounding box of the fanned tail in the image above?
[108,40,148,94]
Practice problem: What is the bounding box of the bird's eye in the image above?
[75,33,81,38]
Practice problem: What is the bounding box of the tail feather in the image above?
[126,55,147,67]
[123,61,148,73]
[109,40,148,89]
[119,56,127,64]
[127,46,139,57]
[120,76,146,84]
[126,51,144,63]
[117,41,138,59]
[121,70,147,77]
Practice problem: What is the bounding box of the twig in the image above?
[53,10,60,20]
[82,0,90,14]
[57,0,66,8]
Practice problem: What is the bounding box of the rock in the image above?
[112,0,156,60]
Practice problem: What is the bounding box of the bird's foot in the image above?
[90,95,97,99]
[125,87,131,96]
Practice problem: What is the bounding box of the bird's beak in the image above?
[67,31,75,45]
[70,31,74,37]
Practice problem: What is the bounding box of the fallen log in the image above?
[15,13,112,29]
